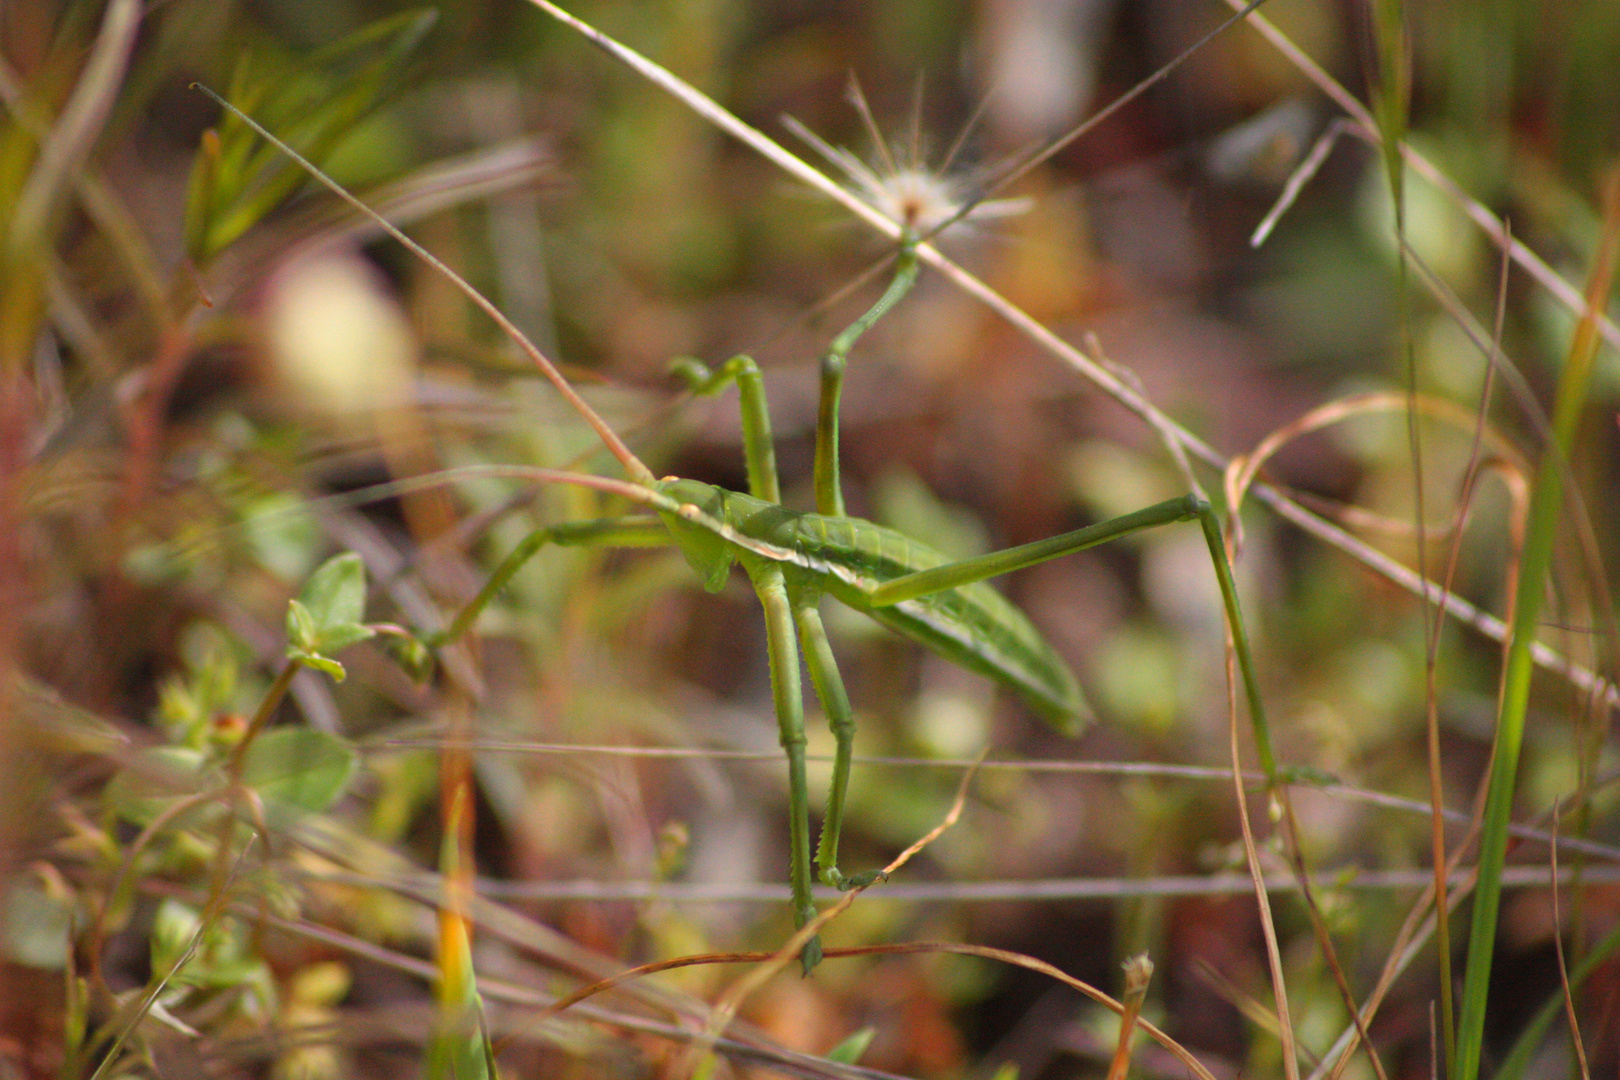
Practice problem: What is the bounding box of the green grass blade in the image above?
[1453,171,1620,1080]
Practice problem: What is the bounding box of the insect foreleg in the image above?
[431,516,669,648]
[813,229,920,519]
[670,355,781,504]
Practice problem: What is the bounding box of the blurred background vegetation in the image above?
[2,0,1618,1077]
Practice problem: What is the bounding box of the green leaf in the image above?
[150,898,203,974]
[240,727,358,813]
[192,642,238,716]
[315,621,377,654]
[825,1027,876,1064]
[286,599,318,653]
[300,552,368,630]
[288,650,346,683]
[286,554,376,671]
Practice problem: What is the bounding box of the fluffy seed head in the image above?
[783,80,1029,238]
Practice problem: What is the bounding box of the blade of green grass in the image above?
[1453,168,1620,1080]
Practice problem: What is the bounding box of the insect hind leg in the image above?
[792,590,887,892]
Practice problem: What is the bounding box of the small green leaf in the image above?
[286,599,318,653]
[150,898,204,976]
[826,1027,876,1064]
[192,641,238,718]
[315,621,376,654]
[240,728,358,813]
[289,651,347,682]
[286,555,376,675]
[65,972,88,1058]
[300,552,368,629]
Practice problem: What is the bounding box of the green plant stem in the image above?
[227,658,299,778]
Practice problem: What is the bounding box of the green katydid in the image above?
[199,88,1268,976]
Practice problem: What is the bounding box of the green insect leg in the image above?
[745,557,821,973]
[670,354,781,505]
[812,231,919,519]
[431,517,670,648]
[790,592,883,892]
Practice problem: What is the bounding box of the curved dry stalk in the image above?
[535,937,1222,1080]
[232,881,1229,1080]
[1223,390,1526,536]
[1549,803,1593,1080]
[867,942,1222,1080]
[197,895,898,1080]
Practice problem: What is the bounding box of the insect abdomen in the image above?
[729,495,1092,735]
